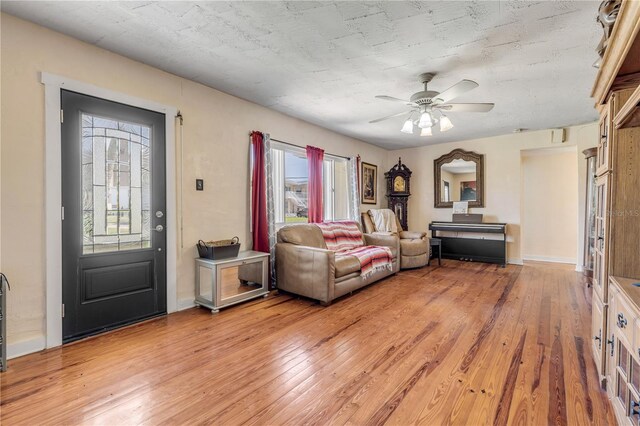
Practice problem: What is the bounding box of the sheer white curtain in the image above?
[263,133,277,288]
[348,157,360,222]
[271,149,284,224]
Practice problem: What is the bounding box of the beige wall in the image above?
[0,14,389,348]
[388,123,599,263]
[521,149,578,262]
[440,169,454,201]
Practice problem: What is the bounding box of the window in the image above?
[271,142,352,225]
[323,154,350,221]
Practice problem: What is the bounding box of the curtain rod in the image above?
[254,134,352,161]
[270,138,352,161]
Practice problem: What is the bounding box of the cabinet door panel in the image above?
[596,97,613,176]
[607,286,618,399]
[592,293,605,379]
[593,174,610,302]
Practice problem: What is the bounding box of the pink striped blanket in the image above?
[316,221,393,278]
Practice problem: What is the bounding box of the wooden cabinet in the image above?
[591,3,640,419]
[593,90,640,393]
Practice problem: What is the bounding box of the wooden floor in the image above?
[1,260,614,425]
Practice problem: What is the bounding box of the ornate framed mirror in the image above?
[434,149,484,208]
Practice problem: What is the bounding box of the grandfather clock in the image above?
[385,158,412,230]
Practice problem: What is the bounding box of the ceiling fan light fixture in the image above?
[371,73,494,137]
[418,111,433,129]
[400,118,414,134]
[440,115,454,132]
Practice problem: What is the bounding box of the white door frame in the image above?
[42,72,178,348]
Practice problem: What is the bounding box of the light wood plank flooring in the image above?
[0,261,614,425]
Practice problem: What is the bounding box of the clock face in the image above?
[394,176,406,192]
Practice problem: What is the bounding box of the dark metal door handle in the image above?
[608,335,615,357]
[594,332,602,349]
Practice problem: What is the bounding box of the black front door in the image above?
[61,90,166,342]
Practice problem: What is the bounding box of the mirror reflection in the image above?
[439,159,477,202]
[220,263,264,300]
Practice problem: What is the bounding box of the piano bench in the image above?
[429,238,442,266]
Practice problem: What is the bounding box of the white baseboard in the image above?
[177,297,196,311]
[7,335,46,360]
[6,300,196,361]
[508,258,524,265]
[575,265,584,272]
[522,255,576,265]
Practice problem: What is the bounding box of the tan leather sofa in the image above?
[361,211,430,269]
[275,224,399,305]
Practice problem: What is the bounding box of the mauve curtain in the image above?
[250,131,269,252]
[306,145,324,223]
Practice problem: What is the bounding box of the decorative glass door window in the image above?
[82,113,151,253]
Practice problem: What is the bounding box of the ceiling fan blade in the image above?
[369,110,411,123]
[432,80,479,104]
[375,95,418,106]
[435,103,495,113]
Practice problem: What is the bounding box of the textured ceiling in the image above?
[2,1,602,149]
[442,159,476,174]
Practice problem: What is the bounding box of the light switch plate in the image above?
[196,179,204,191]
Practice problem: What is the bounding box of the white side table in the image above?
[195,251,269,313]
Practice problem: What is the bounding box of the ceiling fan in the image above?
[370,73,494,136]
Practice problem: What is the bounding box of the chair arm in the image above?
[363,233,399,250]
[399,230,427,240]
[275,243,335,303]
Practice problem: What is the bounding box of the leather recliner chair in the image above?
[361,210,430,269]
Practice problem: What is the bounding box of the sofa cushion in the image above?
[335,255,361,278]
[277,224,327,249]
[400,238,428,257]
